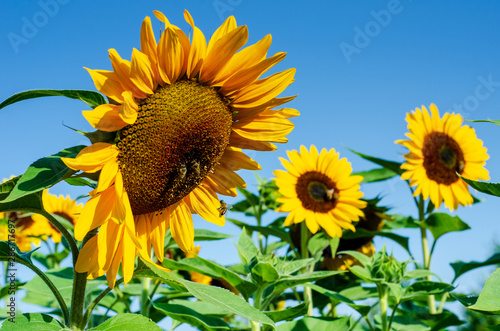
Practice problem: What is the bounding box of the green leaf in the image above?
[451,253,500,281]
[138,258,276,330]
[468,268,500,314]
[0,176,21,196]
[346,265,378,283]
[306,283,371,317]
[0,313,65,331]
[353,167,398,183]
[460,175,500,197]
[154,302,230,331]
[347,148,404,175]
[264,302,309,322]
[419,213,470,241]
[386,282,403,302]
[64,177,97,188]
[194,229,233,241]
[451,293,478,307]
[0,191,43,213]
[339,285,378,300]
[467,119,500,127]
[22,267,103,308]
[273,271,344,293]
[3,146,86,203]
[379,315,429,331]
[0,241,37,267]
[277,316,350,331]
[402,281,454,301]
[196,256,258,299]
[252,261,280,285]
[308,232,330,256]
[161,257,221,279]
[89,313,162,330]
[228,218,291,244]
[236,229,259,265]
[279,258,315,275]
[404,269,436,281]
[421,311,464,331]
[0,89,107,110]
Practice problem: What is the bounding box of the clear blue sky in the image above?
[2,0,500,325]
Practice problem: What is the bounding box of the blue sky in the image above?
[2,0,500,325]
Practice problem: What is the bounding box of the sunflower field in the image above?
[1,2,500,331]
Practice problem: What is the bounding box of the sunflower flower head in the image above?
[61,10,298,288]
[396,104,489,211]
[273,145,367,238]
[5,191,82,252]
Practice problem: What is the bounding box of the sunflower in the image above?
[273,146,367,238]
[10,190,82,251]
[396,104,489,211]
[61,10,297,287]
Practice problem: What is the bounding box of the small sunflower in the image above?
[62,10,297,287]
[273,146,367,238]
[12,190,82,251]
[396,104,489,210]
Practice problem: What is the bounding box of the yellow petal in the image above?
[170,201,195,253]
[62,143,118,173]
[82,104,128,132]
[186,184,224,226]
[85,68,125,103]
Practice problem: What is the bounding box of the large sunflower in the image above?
[396,104,489,210]
[273,146,367,238]
[62,10,297,287]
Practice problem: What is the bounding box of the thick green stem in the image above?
[252,287,263,331]
[378,286,388,331]
[141,277,151,317]
[38,210,79,266]
[418,197,437,314]
[301,223,313,316]
[71,229,96,330]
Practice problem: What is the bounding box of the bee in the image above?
[177,163,187,181]
[325,188,338,201]
[217,200,232,217]
[191,160,200,176]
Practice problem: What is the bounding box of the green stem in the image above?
[254,287,263,310]
[38,210,79,265]
[85,278,125,327]
[418,197,437,314]
[147,280,162,313]
[437,292,449,313]
[378,285,388,331]
[15,256,70,325]
[387,301,400,331]
[141,277,151,317]
[71,229,97,330]
[301,222,313,316]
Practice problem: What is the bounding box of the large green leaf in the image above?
[196,256,258,299]
[353,167,398,183]
[347,148,404,175]
[419,213,470,241]
[89,313,162,330]
[460,175,500,197]
[379,315,429,331]
[306,284,371,316]
[277,316,350,331]
[154,302,230,331]
[264,302,309,322]
[137,258,276,330]
[161,257,221,279]
[468,268,500,314]
[0,313,65,331]
[0,89,107,110]
[2,146,86,203]
[252,261,280,285]
[451,253,500,281]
